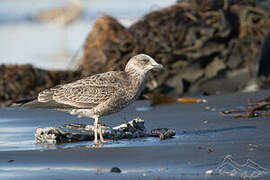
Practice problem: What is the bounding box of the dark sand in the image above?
[1,90,270,179]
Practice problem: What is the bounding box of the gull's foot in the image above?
[92,141,104,148]
[100,139,113,144]
[97,123,113,144]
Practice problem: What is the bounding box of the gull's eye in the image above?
[143,58,149,63]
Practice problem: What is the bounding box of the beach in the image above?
[1,90,270,179]
[1,1,270,179]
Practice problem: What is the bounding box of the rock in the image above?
[258,30,270,79]
[181,64,204,83]
[205,169,213,175]
[110,167,121,173]
[205,58,226,79]
[78,14,135,76]
[0,65,82,107]
[226,41,243,69]
[166,70,184,96]
[78,0,270,98]
[166,76,184,96]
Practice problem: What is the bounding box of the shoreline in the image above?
[0,90,270,179]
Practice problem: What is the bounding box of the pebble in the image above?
[205,106,211,110]
[205,169,213,175]
[110,167,121,173]
[207,148,213,153]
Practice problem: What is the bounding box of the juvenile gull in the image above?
[23,54,163,145]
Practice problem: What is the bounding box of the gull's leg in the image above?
[98,123,104,143]
[98,121,112,144]
[94,116,99,145]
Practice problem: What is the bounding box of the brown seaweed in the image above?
[79,0,270,97]
[220,96,270,118]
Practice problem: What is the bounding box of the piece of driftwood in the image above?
[220,96,270,118]
[35,118,176,144]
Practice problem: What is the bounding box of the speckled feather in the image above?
[37,71,139,116]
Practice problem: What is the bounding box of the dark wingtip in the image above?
[11,97,37,107]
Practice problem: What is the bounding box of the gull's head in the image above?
[125,54,164,75]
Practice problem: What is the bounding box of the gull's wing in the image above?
[38,71,128,109]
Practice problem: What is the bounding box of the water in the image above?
[0,106,182,151]
[1,91,270,179]
[0,0,176,70]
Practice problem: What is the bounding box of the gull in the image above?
[22,54,164,145]
[34,0,83,26]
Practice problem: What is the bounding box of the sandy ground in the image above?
[0,90,270,179]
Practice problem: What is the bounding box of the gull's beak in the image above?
[152,64,164,70]
[151,61,164,71]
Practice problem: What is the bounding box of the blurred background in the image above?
[1,0,270,107]
[0,0,175,70]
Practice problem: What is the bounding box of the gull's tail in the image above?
[12,95,80,110]
[11,97,39,107]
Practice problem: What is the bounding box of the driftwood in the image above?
[35,118,176,144]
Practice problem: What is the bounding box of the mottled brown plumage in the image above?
[24,54,163,145]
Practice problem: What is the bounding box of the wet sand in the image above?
[1,90,270,179]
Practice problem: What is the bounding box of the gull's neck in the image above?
[125,67,147,95]
[125,67,146,82]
